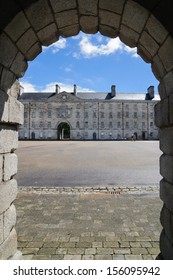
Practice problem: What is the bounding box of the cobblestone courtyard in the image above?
[15,187,162,260]
[14,141,162,260]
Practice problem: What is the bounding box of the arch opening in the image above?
[1,0,173,260]
[58,122,71,140]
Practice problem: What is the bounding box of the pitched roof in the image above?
[18,92,52,100]
[18,91,113,101]
[18,91,160,101]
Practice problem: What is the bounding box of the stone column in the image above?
[155,96,173,259]
[0,81,23,259]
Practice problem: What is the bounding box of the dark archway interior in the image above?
[58,122,70,140]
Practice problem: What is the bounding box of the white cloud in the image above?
[43,82,95,92]
[20,81,38,92]
[78,36,123,58]
[124,45,139,58]
[20,81,95,93]
[43,38,67,53]
[64,66,73,72]
[73,34,138,59]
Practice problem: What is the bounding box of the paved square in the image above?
[14,141,162,260]
[15,141,162,187]
[14,188,162,260]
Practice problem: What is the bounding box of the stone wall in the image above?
[0,81,23,259]
[0,0,173,259]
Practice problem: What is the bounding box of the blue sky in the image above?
[19,32,159,95]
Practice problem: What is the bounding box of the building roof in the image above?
[75,92,112,100]
[18,92,52,100]
[18,91,160,101]
[112,93,160,101]
[18,91,113,101]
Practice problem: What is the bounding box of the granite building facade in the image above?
[18,85,159,141]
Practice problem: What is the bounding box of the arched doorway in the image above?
[58,123,70,140]
[31,131,35,140]
[93,132,97,140]
[0,0,173,260]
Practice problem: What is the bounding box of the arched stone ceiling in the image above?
[0,0,173,38]
[0,0,173,101]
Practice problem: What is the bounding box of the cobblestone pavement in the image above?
[14,185,162,260]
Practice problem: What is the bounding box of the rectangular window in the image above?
[85,111,88,118]
[93,121,96,128]
[101,122,104,128]
[126,122,129,128]
[39,121,43,127]
[118,122,121,128]
[109,112,113,118]
[109,122,113,128]
[117,112,121,118]
[142,112,145,118]
[134,112,137,118]
[134,121,138,128]
[76,121,80,128]
[100,112,104,118]
[48,111,51,118]
[93,112,97,118]
[67,109,71,117]
[24,112,28,118]
[85,121,88,128]
[48,122,51,128]
[125,112,129,118]
[76,111,80,118]
[150,122,153,127]
[48,132,52,139]
[32,112,36,118]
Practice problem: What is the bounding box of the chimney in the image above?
[55,84,60,94]
[74,84,77,96]
[146,85,154,100]
[111,85,116,98]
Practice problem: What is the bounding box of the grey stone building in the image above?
[18,84,159,141]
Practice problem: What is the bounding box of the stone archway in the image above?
[1,0,173,260]
[58,122,71,140]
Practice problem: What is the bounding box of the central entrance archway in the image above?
[58,122,70,140]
